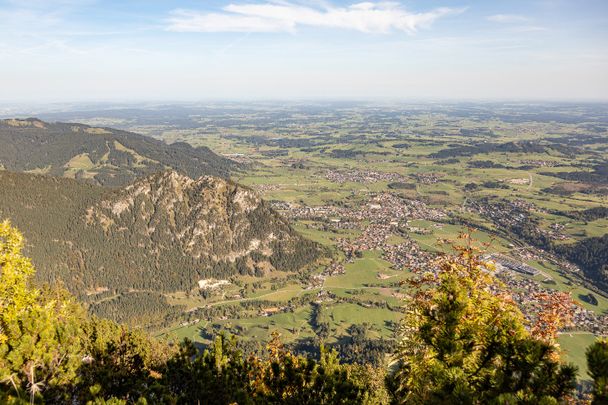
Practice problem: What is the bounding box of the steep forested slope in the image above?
[557,235,608,291]
[0,118,238,185]
[0,170,320,324]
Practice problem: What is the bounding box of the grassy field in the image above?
[152,106,607,370]
[558,332,599,381]
[324,251,401,289]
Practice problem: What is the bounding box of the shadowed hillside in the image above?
[0,118,239,185]
[0,170,321,326]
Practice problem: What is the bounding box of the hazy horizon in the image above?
[2,0,607,102]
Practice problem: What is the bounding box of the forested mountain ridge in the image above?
[0,170,321,326]
[0,118,238,185]
[84,170,317,281]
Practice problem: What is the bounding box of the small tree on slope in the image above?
[587,338,608,405]
[389,236,578,404]
[0,220,86,403]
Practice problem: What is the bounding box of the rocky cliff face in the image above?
[0,170,321,313]
[86,171,296,265]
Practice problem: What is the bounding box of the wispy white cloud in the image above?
[0,8,64,29]
[486,14,529,23]
[0,0,94,33]
[486,13,548,33]
[167,2,464,34]
[509,25,548,33]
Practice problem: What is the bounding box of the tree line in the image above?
[1,221,607,404]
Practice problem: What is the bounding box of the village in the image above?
[272,187,606,336]
[325,169,406,184]
[275,192,446,225]
[274,192,445,272]
[499,274,608,335]
[467,197,571,242]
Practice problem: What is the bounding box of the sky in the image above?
[1,0,607,101]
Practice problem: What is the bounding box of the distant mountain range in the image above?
[0,118,238,186]
[0,119,321,327]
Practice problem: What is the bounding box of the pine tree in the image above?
[587,338,608,405]
[0,220,86,403]
[389,235,577,404]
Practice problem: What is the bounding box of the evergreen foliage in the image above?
[162,334,389,404]
[388,237,578,404]
[0,223,587,404]
[557,235,608,291]
[0,172,321,326]
[0,118,238,186]
[0,220,86,403]
[587,338,608,404]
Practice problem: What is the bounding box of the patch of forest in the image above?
[0,118,239,186]
[555,207,608,221]
[430,140,578,159]
[542,162,608,185]
[0,170,322,326]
